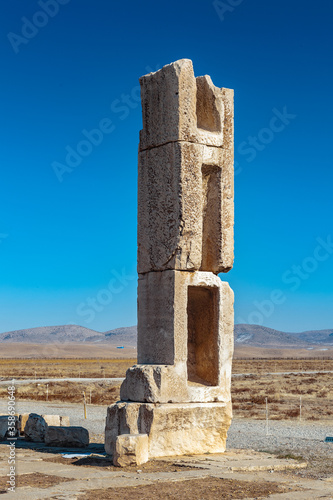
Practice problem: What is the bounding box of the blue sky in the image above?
[1,0,332,334]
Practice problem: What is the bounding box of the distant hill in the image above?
[0,324,138,347]
[0,325,105,344]
[104,326,137,345]
[234,324,302,347]
[285,329,333,345]
[234,325,333,347]
[0,324,332,348]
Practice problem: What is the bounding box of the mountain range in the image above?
[0,324,332,348]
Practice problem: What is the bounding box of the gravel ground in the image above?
[227,418,333,455]
[227,418,333,479]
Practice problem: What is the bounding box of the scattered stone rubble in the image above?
[45,426,89,448]
[0,412,89,448]
[24,413,47,442]
[0,415,19,440]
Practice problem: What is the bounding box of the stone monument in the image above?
[105,59,234,464]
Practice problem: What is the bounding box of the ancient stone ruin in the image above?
[105,58,234,464]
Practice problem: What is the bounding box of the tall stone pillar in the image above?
[105,59,234,461]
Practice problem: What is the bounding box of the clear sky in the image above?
[1,0,332,334]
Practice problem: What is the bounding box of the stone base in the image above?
[113,434,148,467]
[105,401,232,458]
[45,426,89,448]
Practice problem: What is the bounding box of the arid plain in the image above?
[0,350,332,421]
[0,344,332,498]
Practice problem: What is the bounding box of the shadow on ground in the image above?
[0,437,105,456]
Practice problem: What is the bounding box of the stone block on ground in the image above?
[24,413,47,442]
[0,415,19,440]
[113,434,148,467]
[60,415,70,426]
[41,415,61,426]
[19,413,30,435]
[20,413,69,436]
[0,417,7,440]
[45,426,89,448]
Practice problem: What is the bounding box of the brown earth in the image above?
[0,471,74,491]
[79,476,297,500]
[0,445,310,499]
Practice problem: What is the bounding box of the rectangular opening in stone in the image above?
[187,286,219,386]
[201,165,222,271]
[196,76,222,133]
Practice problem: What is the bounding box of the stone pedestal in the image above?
[105,401,232,458]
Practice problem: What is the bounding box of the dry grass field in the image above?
[1,357,332,380]
[0,358,332,421]
[233,358,333,421]
[0,380,119,405]
[232,371,333,421]
[232,358,333,374]
[0,358,135,379]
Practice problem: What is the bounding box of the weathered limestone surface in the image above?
[130,271,234,401]
[19,413,70,435]
[41,415,70,427]
[105,401,232,458]
[105,59,234,463]
[41,415,61,426]
[60,415,70,426]
[138,59,234,275]
[139,59,227,150]
[24,414,47,442]
[138,142,233,274]
[139,59,197,149]
[113,434,149,466]
[45,426,89,448]
[19,413,30,435]
[120,364,188,403]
